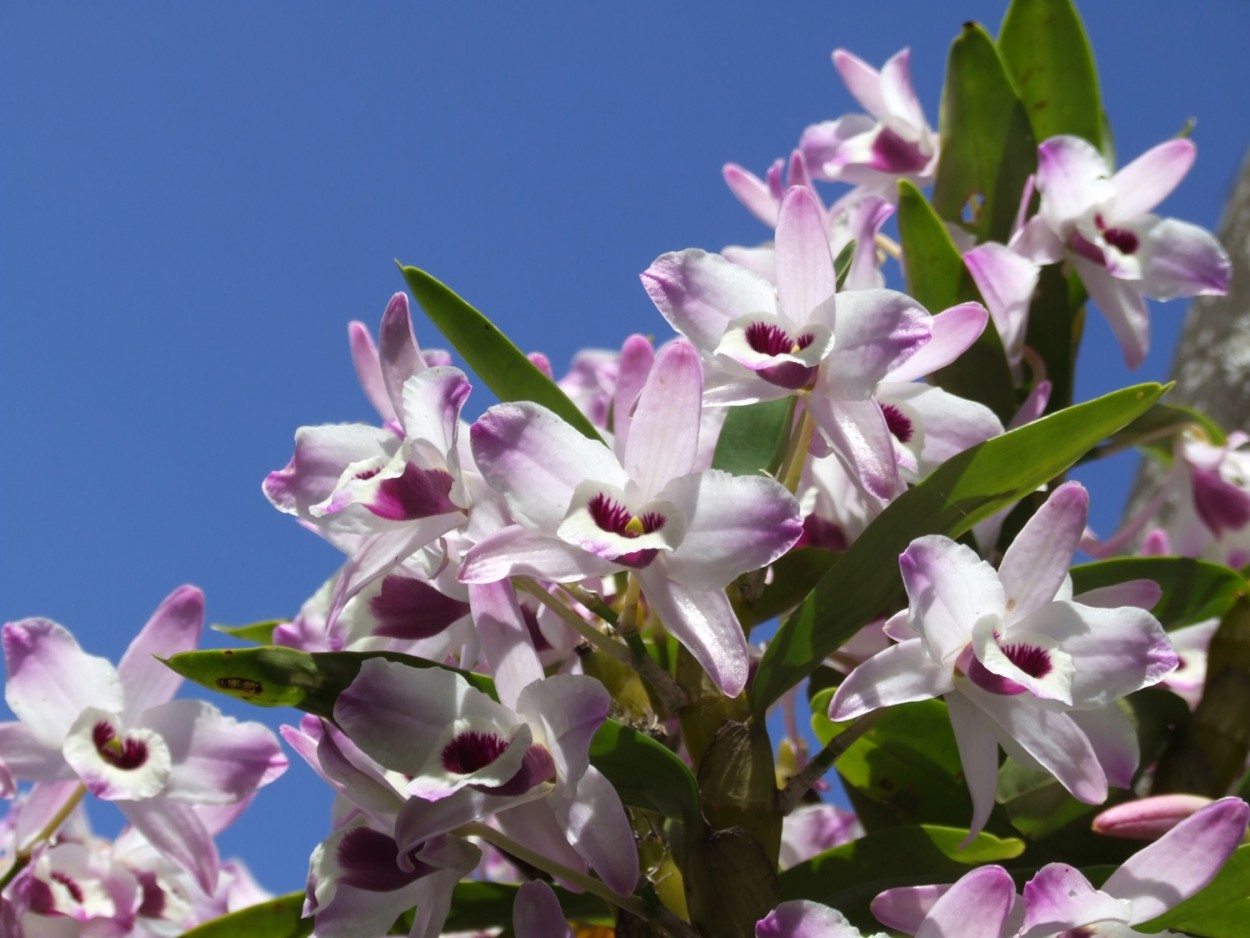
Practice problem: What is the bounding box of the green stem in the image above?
[778,404,816,495]
[776,710,883,815]
[518,578,687,712]
[0,782,88,891]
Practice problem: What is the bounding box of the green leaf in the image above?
[833,239,856,289]
[931,22,1037,244]
[1083,401,1227,463]
[398,265,604,443]
[1139,844,1250,936]
[181,892,311,938]
[814,695,973,830]
[210,619,286,644]
[162,646,498,718]
[752,382,1168,718]
[896,179,1015,424]
[777,825,1024,928]
[712,396,796,477]
[588,719,703,830]
[998,0,1105,152]
[1070,557,1247,629]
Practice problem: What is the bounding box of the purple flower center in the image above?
[52,872,84,905]
[367,465,458,521]
[587,493,666,568]
[1002,640,1053,679]
[880,403,914,443]
[441,729,510,775]
[93,722,147,770]
[1095,213,1140,255]
[746,322,814,357]
[336,827,430,892]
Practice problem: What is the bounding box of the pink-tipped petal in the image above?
[550,765,639,897]
[998,482,1088,621]
[378,292,425,424]
[469,582,544,711]
[1037,136,1112,235]
[1141,217,1233,299]
[1104,796,1250,922]
[724,163,781,228]
[636,571,748,697]
[884,302,988,382]
[1070,255,1151,368]
[118,585,205,717]
[916,865,1016,938]
[3,619,123,747]
[775,187,837,327]
[624,342,704,499]
[642,250,778,350]
[458,525,622,584]
[833,49,886,118]
[829,639,951,721]
[514,881,574,938]
[1111,139,1196,219]
[119,798,219,893]
[946,691,1002,841]
[898,537,1005,665]
[348,320,396,422]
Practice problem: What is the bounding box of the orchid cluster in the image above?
[5,1,1250,936]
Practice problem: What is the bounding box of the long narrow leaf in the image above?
[180,892,311,938]
[752,382,1167,717]
[399,264,604,442]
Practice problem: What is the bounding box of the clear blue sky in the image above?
[3,2,1248,897]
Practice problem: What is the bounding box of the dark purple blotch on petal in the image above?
[870,126,930,173]
[369,575,470,640]
[1191,467,1250,537]
[368,465,458,521]
[965,639,1053,696]
[441,730,510,775]
[93,722,148,770]
[880,403,914,443]
[337,827,431,892]
[588,493,664,568]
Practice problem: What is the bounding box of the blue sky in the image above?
[3,2,1248,898]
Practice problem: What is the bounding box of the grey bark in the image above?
[1126,148,1250,521]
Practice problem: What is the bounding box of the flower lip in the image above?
[440,729,511,776]
[92,721,148,770]
[880,403,914,443]
[556,482,687,569]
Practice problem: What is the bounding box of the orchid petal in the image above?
[0,721,72,782]
[1141,217,1233,299]
[348,320,395,423]
[775,187,836,326]
[612,334,655,454]
[378,292,426,424]
[119,797,219,893]
[658,470,802,590]
[624,341,703,498]
[820,289,931,398]
[833,49,887,118]
[401,367,472,458]
[945,691,1002,840]
[998,482,1088,622]
[1110,138,1196,219]
[550,765,639,896]
[642,249,778,350]
[756,899,868,938]
[471,402,626,532]
[459,525,622,584]
[963,244,1039,366]
[916,864,1016,938]
[1037,136,1112,235]
[1068,706,1139,789]
[636,570,748,696]
[263,424,398,516]
[514,881,574,938]
[1070,255,1150,368]
[469,582,544,710]
[899,537,1004,665]
[723,163,781,228]
[1023,863,1130,933]
[829,639,951,721]
[515,675,609,786]
[1103,796,1250,922]
[805,396,898,501]
[883,302,988,382]
[4,619,123,746]
[138,699,287,803]
[117,585,204,718]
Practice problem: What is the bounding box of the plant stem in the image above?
[517,577,687,712]
[0,782,88,892]
[777,710,883,815]
[778,404,816,495]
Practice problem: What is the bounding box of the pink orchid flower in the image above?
[830,482,1177,838]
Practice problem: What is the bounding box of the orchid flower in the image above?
[1012,135,1231,367]
[459,339,802,695]
[799,48,938,193]
[332,659,639,898]
[830,482,1177,838]
[871,864,1020,938]
[0,588,288,893]
[643,184,988,501]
